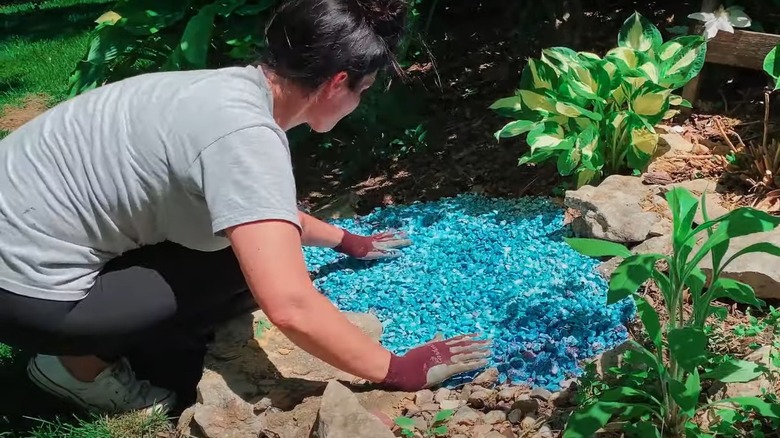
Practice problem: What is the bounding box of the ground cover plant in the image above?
[564,187,780,437]
[303,193,635,390]
[491,12,707,187]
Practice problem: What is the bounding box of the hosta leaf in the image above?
[565,238,632,258]
[555,101,603,121]
[578,125,602,171]
[670,94,692,108]
[636,295,662,348]
[608,254,663,304]
[541,47,580,74]
[606,47,647,73]
[764,44,780,90]
[557,146,581,176]
[637,61,660,84]
[527,121,566,150]
[489,96,523,113]
[519,90,557,113]
[618,11,662,52]
[569,61,611,101]
[710,278,764,308]
[575,168,599,188]
[521,58,559,91]
[703,358,766,383]
[631,82,672,124]
[659,35,707,89]
[669,327,707,372]
[625,112,659,169]
[495,120,537,140]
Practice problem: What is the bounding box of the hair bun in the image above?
[350,0,407,46]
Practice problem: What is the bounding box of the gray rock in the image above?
[534,425,554,438]
[419,403,440,412]
[468,390,492,409]
[312,381,394,438]
[550,389,573,407]
[511,395,540,414]
[485,410,507,424]
[474,368,500,387]
[633,234,673,256]
[473,424,494,436]
[507,409,524,424]
[485,432,510,438]
[434,388,451,403]
[459,384,474,401]
[530,387,552,401]
[565,175,663,243]
[415,389,434,406]
[520,413,538,430]
[450,406,484,426]
[412,416,428,432]
[253,397,273,413]
[497,387,518,402]
[193,403,265,438]
[698,227,780,299]
[452,435,469,438]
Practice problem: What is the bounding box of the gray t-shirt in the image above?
[0,65,300,301]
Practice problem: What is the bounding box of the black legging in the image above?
[0,241,256,360]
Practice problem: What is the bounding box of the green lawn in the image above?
[0,0,114,110]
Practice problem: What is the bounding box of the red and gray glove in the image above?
[381,334,492,391]
[334,229,412,260]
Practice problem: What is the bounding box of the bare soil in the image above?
[0,94,48,131]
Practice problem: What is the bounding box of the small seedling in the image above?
[394,409,454,437]
[254,318,272,339]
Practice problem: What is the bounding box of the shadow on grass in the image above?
[0,2,111,44]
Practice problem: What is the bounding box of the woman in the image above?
[0,0,491,415]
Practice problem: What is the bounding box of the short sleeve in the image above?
[187,125,301,235]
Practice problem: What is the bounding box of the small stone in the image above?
[420,402,440,412]
[485,410,507,424]
[473,424,494,436]
[497,387,517,402]
[413,416,428,432]
[452,435,468,438]
[451,406,484,426]
[474,368,500,387]
[520,413,538,430]
[459,384,474,401]
[252,397,273,413]
[415,389,434,406]
[560,379,578,391]
[468,390,492,409]
[440,399,464,410]
[507,409,524,424]
[485,432,509,438]
[512,395,540,414]
[434,388,451,403]
[403,400,420,417]
[530,387,552,401]
[499,428,517,438]
[535,425,554,438]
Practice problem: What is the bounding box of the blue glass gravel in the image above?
[303,194,635,391]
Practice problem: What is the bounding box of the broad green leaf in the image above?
[608,254,663,304]
[669,370,701,417]
[394,417,415,428]
[625,112,659,169]
[689,208,780,269]
[575,169,599,188]
[669,327,707,372]
[557,143,581,175]
[624,422,661,438]
[235,0,276,15]
[764,44,780,90]
[526,58,558,91]
[665,187,699,251]
[630,83,672,124]
[637,61,660,83]
[555,101,603,120]
[627,339,664,373]
[710,278,764,308]
[430,425,448,435]
[606,47,643,72]
[169,3,218,68]
[562,402,621,438]
[724,242,780,271]
[618,12,662,52]
[636,295,662,347]
[599,386,662,406]
[717,396,780,418]
[564,238,632,258]
[709,305,728,320]
[659,35,707,89]
[489,96,523,113]
[541,47,580,74]
[578,125,602,171]
[670,94,693,108]
[527,121,566,150]
[685,266,707,295]
[495,120,537,140]
[519,90,556,113]
[703,358,766,383]
[568,61,611,101]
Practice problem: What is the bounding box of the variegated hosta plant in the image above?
[491,12,707,187]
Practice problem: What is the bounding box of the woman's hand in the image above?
[381,334,492,391]
[335,229,412,260]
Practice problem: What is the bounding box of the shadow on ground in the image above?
[0,2,111,44]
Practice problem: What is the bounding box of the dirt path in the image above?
[0,94,49,132]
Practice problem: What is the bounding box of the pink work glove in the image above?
[381,334,492,391]
[334,229,412,260]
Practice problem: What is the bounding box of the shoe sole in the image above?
[26,357,176,415]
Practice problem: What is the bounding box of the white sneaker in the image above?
[27,354,176,414]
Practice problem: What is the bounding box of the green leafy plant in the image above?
[765,44,779,91]
[394,409,453,437]
[564,186,780,437]
[491,12,707,187]
[68,0,281,97]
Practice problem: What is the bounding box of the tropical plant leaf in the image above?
[763,44,779,90]
[669,327,707,372]
[636,295,662,348]
[723,242,780,272]
[666,187,700,251]
[562,401,622,438]
[618,12,663,52]
[608,254,663,304]
[716,397,780,418]
[703,358,766,383]
[684,266,707,295]
[710,278,764,308]
[624,422,661,438]
[669,370,701,417]
[168,3,219,69]
[495,120,537,140]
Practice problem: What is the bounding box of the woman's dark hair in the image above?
[262,0,408,90]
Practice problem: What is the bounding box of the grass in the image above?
[7,411,172,438]
[0,0,114,110]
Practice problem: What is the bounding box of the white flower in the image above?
[688,5,752,40]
